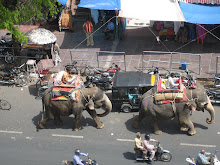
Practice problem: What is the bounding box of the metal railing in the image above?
[142,51,201,75]
[216,56,220,74]
[70,50,126,71]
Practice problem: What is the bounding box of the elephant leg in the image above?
[74,113,82,131]
[38,117,49,129]
[132,110,146,129]
[87,110,104,129]
[178,116,188,131]
[54,116,63,126]
[180,117,196,135]
[151,118,162,135]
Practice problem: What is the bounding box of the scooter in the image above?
[186,150,220,165]
[134,142,172,162]
[61,156,98,165]
[0,63,28,87]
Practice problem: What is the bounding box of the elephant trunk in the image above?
[205,97,215,124]
[97,94,112,117]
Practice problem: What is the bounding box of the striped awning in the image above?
[174,0,220,4]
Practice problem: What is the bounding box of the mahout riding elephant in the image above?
[38,87,112,131]
[133,85,215,135]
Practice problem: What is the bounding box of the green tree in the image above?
[0,0,60,43]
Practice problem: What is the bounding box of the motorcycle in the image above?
[84,74,114,91]
[175,69,197,89]
[61,156,98,165]
[213,74,220,88]
[206,88,220,104]
[134,142,172,162]
[93,63,120,77]
[0,38,14,63]
[0,63,28,87]
[186,150,220,165]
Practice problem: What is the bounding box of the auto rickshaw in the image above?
[112,72,156,112]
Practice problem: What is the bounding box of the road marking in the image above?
[0,130,22,134]
[180,143,216,148]
[52,134,83,139]
[117,139,135,142]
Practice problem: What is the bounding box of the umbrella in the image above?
[25,28,57,45]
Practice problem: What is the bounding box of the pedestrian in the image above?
[83,18,94,46]
[52,41,62,67]
[104,20,115,40]
[196,24,206,45]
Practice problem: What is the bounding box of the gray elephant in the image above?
[133,85,215,135]
[38,87,112,131]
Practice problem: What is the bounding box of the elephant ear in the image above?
[186,101,196,111]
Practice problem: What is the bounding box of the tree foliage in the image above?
[0,0,60,43]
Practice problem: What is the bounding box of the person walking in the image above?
[52,41,62,67]
[83,19,94,46]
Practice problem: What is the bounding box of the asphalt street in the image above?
[0,84,220,165]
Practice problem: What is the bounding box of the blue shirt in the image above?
[197,152,211,164]
[107,22,114,30]
[73,153,88,165]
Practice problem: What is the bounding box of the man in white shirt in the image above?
[166,73,179,89]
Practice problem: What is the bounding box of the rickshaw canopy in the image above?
[113,72,155,88]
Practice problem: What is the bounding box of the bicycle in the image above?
[0,99,11,110]
[64,61,94,76]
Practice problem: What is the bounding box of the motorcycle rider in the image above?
[197,149,215,165]
[134,132,146,157]
[143,134,159,162]
[73,149,88,165]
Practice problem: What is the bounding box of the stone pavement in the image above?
[1,24,220,78]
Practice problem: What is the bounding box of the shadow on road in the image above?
[124,115,208,136]
[123,151,135,160]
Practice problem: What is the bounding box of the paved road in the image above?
[0,85,220,165]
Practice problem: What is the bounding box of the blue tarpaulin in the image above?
[179,2,220,24]
[57,0,68,6]
[78,0,120,10]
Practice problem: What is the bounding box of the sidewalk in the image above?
[1,24,220,78]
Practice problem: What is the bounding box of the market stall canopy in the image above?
[77,0,120,10]
[179,2,220,24]
[25,28,57,45]
[118,0,185,22]
[57,0,68,6]
[174,0,220,5]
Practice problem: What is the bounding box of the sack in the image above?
[155,92,184,101]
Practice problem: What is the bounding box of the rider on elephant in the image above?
[166,73,179,89]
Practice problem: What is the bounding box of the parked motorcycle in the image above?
[206,88,220,104]
[213,74,220,88]
[61,156,98,165]
[0,38,14,63]
[186,150,220,165]
[134,142,172,162]
[93,63,120,77]
[84,74,113,91]
[0,63,28,87]
[175,69,197,89]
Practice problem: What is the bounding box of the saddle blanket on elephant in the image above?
[155,88,188,105]
[51,86,79,101]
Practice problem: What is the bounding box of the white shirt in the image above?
[166,77,179,89]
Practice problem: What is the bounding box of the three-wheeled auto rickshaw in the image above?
[112,72,156,112]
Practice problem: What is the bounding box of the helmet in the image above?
[75,149,80,154]
[145,134,150,141]
[154,68,159,74]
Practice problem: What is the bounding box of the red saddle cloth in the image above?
[51,86,74,101]
[155,78,187,104]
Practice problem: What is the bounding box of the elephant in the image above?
[133,85,215,135]
[38,87,112,131]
